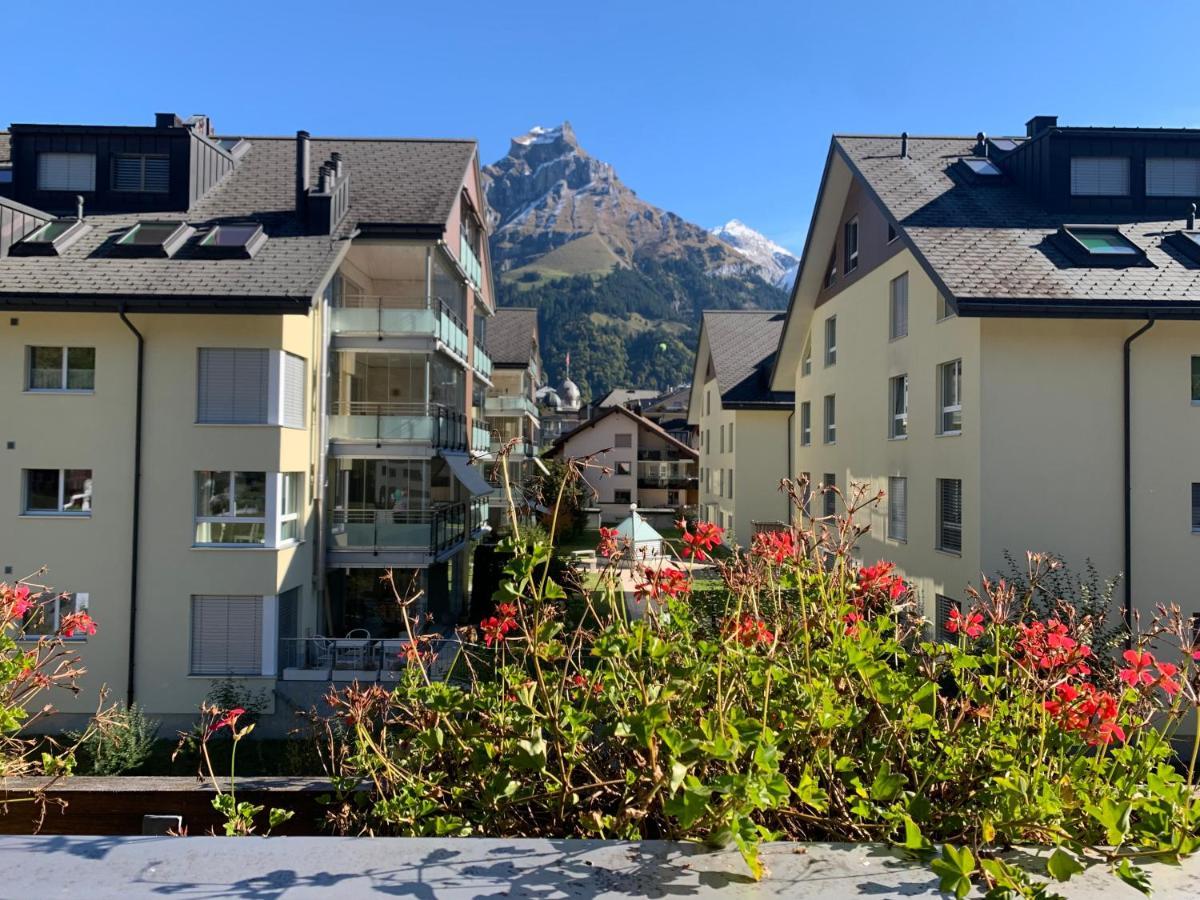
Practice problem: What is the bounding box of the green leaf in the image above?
[1046,847,1084,882]
[669,761,688,794]
[930,844,976,899]
[515,730,547,771]
[1086,799,1132,846]
[902,816,932,851]
[663,780,710,830]
[268,807,294,829]
[871,761,906,802]
[1114,859,1151,896]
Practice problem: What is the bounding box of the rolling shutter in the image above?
[1070,157,1129,196]
[889,273,908,339]
[37,153,96,191]
[935,595,959,642]
[1192,483,1200,532]
[197,348,268,424]
[1146,158,1200,197]
[938,479,963,553]
[282,353,306,429]
[190,595,263,675]
[888,476,907,541]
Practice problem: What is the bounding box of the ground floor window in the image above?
[190,595,263,675]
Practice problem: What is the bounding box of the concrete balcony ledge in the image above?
[0,836,1195,897]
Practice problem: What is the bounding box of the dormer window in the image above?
[110,221,192,258]
[37,152,96,192]
[843,217,859,273]
[9,218,90,257]
[1146,158,1200,197]
[112,154,169,193]
[197,223,267,259]
[1057,225,1145,266]
[1070,157,1129,197]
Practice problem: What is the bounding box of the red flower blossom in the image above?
[481,615,515,647]
[945,607,984,639]
[843,610,864,638]
[728,614,774,647]
[634,566,691,602]
[853,562,907,604]
[680,521,723,561]
[597,527,622,558]
[6,584,34,619]
[1016,619,1092,676]
[1094,721,1127,745]
[1119,649,1157,688]
[206,707,246,738]
[1155,661,1181,696]
[60,610,97,638]
[751,529,796,566]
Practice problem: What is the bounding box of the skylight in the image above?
[196,223,267,259]
[8,218,90,257]
[1056,225,1146,267]
[1166,230,1200,264]
[962,158,1002,176]
[989,139,1019,152]
[110,221,192,258]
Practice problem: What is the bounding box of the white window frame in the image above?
[844,217,859,273]
[938,359,963,435]
[887,477,907,543]
[937,478,963,555]
[279,472,302,543]
[195,470,302,548]
[189,594,266,676]
[889,374,908,439]
[20,591,89,641]
[801,334,812,377]
[800,401,811,446]
[37,152,96,191]
[26,346,96,392]
[23,468,92,516]
[824,316,837,367]
[936,293,955,322]
[196,349,306,427]
[823,394,836,444]
[889,273,909,340]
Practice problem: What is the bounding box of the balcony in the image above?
[332,295,469,361]
[327,502,469,563]
[459,235,483,291]
[474,343,493,381]
[485,394,538,418]
[279,635,459,682]
[489,437,534,459]
[636,461,697,490]
[327,401,466,450]
[470,420,491,454]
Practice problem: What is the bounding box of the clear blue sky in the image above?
[7,0,1200,253]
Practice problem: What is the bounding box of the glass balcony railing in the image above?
[489,437,534,459]
[473,343,493,380]
[328,502,469,555]
[485,395,538,417]
[471,421,491,454]
[327,400,467,449]
[636,461,697,490]
[459,235,483,290]
[470,496,488,533]
[331,294,469,362]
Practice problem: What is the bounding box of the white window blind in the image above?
[938,478,963,553]
[112,155,170,193]
[282,353,306,428]
[889,273,909,339]
[1146,158,1200,197]
[197,349,269,424]
[1070,157,1129,196]
[37,153,96,191]
[825,317,837,366]
[888,476,907,542]
[800,402,811,446]
[190,595,263,675]
[823,394,836,444]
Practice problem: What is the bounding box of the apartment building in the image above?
[483,307,542,516]
[542,405,698,527]
[0,112,496,723]
[688,311,793,548]
[771,115,1200,636]
[639,387,696,449]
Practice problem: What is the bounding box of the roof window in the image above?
[988,138,1019,153]
[110,221,192,258]
[962,157,1002,177]
[9,218,90,257]
[196,223,267,259]
[1056,225,1145,267]
[1166,230,1200,264]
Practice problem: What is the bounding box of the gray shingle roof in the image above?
[0,132,476,306]
[0,132,10,166]
[597,389,661,408]
[486,307,538,366]
[704,310,792,407]
[837,135,1200,311]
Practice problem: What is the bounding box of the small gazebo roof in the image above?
[614,510,663,544]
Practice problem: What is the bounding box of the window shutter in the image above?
[939,479,963,552]
[112,156,143,192]
[1146,158,1200,197]
[889,476,907,541]
[190,595,262,675]
[37,153,96,191]
[1070,157,1129,196]
[198,349,268,424]
[936,595,958,642]
[890,274,908,338]
[1192,483,1200,532]
[144,157,169,192]
[282,353,306,428]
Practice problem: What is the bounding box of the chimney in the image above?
[331,152,343,178]
[1190,203,1196,231]
[76,195,85,222]
[155,112,182,129]
[295,130,311,213]
[974,132,988,156]
[317,164,330,193]
[185,114,213,137]
[1025,115,1058,139]
[900,132,908,159]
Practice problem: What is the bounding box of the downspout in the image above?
[1123,317,1154,646]
[786,409,795,526]
[118,309,144,706]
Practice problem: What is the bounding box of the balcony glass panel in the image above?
[485,395,537,417]
[636,461,696,489]
[459,234,483,290]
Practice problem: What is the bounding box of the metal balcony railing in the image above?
[327,400,467,450]
[328,502,468,555]
[278,635,461,681]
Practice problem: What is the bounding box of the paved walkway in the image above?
[4,836,1198,898]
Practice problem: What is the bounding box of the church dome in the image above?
[561,377,581,409]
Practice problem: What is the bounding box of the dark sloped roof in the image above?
[486,307,538,366]
[704,310,792,407]
[837,135,1200,312]
[543,404,698,459]
[598,388,661,408]
[0,132,476,306]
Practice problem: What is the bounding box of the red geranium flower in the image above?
[206,707,246,738]
[751,530,796,566]
[945,607,984,639]
[728,614,774,647]
[6,584,34,619]
[1119,649,1157,688]
[597,527,622,558]
[60,610,97,638]
[634,566,690,602]
[680,521,723,561]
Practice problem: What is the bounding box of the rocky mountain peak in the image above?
[710,219,799,290]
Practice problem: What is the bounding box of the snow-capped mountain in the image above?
[710,219,799,290]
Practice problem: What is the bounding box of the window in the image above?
[198,223,267,259]
[615,433,632,448]
[1070,157,1129,196]
[887,222,898,244]
[728,469,734,500]
[800,472,812,518]
[614,489,632,505]
[706,391,711,416]
[21,591,89,639]
[1192,483,1200,533]
[111,154,169,193]
[800,401,811,446]
[197,349,306,426]
[889,273,908,339]
[889,374,908,438]
[719,425,725,454]
[937,478,963,554]
[936,595,959,642]
[1193,357,1200,404]
[705,430,711,454]
[616,461,632,476]
[939,360,963,434]
[10,218,90,256]
[718,469,724,496]
[823,473,837,518]
[729,423,734,453]
[27,346,94,391]
[801,335,812,376]
[843,218,859,273]
[195,471,269,545]
[1058,225,1142,262]
[280,472,301,542]
[111,220,192,258]
[888,476,907,542]
[823,394,836,444]
[961,157,1002,177]
[824,251,837,289]
[24,469,92,515]
[824,317,837,366]
[190,595,263,675]
[936,293,955,321]
[1147,158,1200,197]
[37,152,95,191]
